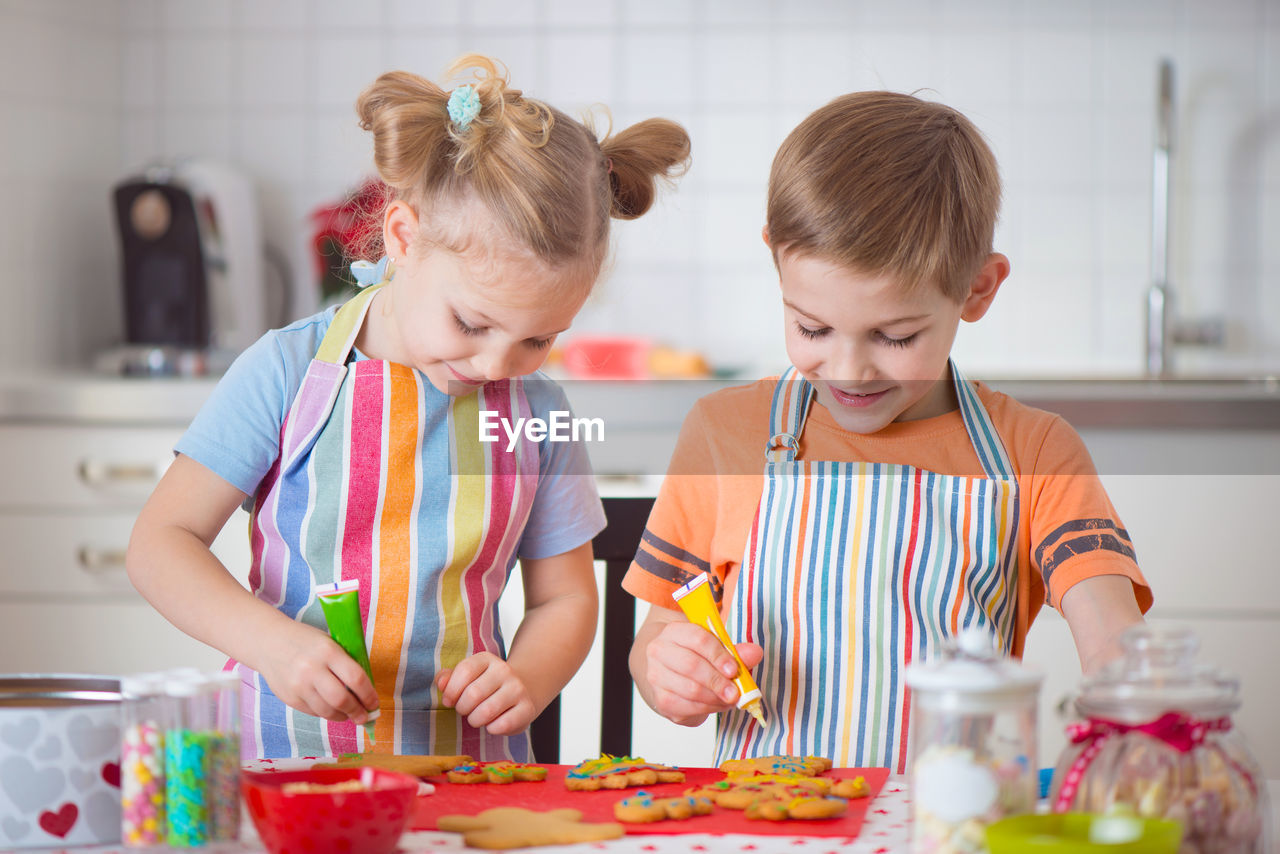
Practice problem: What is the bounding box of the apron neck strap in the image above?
[764,361,1015,478]
[315,284,383,365]
[765,366,815,463]
[950,361,1014,479]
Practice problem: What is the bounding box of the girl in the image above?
[127,55,690,760]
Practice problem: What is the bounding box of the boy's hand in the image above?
[435,652,536,736]
[257,621,379,724]
[642,620,764,727]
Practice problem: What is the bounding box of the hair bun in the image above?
[600,118,690,220]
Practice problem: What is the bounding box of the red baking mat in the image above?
[409,765,889,837]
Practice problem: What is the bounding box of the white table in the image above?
[58,777,1280,852]
[63,780,914,853]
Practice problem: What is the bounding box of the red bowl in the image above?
[241,766,419,854]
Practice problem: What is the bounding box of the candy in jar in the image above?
[905,627,1043,854]
[120,673,168,847]
[1051,625,1270,854]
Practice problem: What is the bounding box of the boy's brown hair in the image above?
[766,91,1000,302]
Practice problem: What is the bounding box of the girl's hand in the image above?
[257,621,380,724]
[435,652,536,736]
[641,620,764,727]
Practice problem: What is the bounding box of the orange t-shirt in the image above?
[621,377,1153,655]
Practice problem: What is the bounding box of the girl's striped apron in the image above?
[716,363,1019,773]
[231,283,538,760]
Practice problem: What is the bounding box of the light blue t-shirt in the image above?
[177,307,606,560]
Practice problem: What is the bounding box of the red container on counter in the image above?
[241,766,418,854]
[560,335,652,379]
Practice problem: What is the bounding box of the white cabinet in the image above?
[0,420,250,675]
[1022,443,1280,780]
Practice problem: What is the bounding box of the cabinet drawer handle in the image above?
[77,459,164,485]
[77,546,128,573]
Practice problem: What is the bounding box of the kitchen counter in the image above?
[0,372,219,425]
[988,375,1280,430]
[2,370,1279,430]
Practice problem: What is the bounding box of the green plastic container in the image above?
[986,813,1182,853]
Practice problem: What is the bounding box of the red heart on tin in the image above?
[101,761,121,788]
[38,803,78,838]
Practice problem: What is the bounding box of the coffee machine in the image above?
[106,158,268,375]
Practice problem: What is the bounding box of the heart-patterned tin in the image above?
[0,675,122,848]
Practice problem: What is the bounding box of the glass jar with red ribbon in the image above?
[1050,625,1270,853]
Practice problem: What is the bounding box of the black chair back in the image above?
[528,496,654,763]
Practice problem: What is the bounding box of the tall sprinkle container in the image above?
[163,673,213,847]
[120,673,167,846]
[207,671,241,841]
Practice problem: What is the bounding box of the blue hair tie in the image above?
[447,85,481,131]
[350,256,390,288]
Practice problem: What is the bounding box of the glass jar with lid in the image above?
[120,673,169,847]
[905,627,1044,854]
[1050,625,1270,853]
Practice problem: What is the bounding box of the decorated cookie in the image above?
[315,753,474,778]
[833,775,871,799]
[720,754,833,778]
[564,754,685,791]
[746,793,848,821]
[720,773,837,793]
[438,807,625,849]
[689,779,818,810]
[613,790,714,823]
[689,777,854,820]
[446,761,548,784]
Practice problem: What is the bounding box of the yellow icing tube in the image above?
[672,572,767,726]
[316,579,380,744]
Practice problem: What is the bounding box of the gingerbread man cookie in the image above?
[689,778,814,810]
[315,753,473,777]
[745,792,847,821]
[613,790,713,823]
[564,754,685,790]
[721,773,837,793]
[720,754,833,778]
[689,778,850,820]
[446,761,548,784]
[832,775,870,799]
[438,807,625,849]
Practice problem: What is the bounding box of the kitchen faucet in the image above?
[1145,58,1224,378]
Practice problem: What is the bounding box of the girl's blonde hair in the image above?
[766,91,1000,302]
[356,54,690,285]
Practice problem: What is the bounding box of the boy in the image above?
[624,91,1150,770]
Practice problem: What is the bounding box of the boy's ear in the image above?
[960,253,1010,322]
[761,225,771,248]
[383,200,419,261]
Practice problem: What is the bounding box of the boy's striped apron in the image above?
[231,283,538,760]
[716,363,1019,773]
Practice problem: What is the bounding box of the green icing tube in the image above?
[316,579,379,745]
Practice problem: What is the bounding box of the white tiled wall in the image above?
[1,0,1277,377]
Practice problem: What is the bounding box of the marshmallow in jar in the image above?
[904,627,1043,854]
